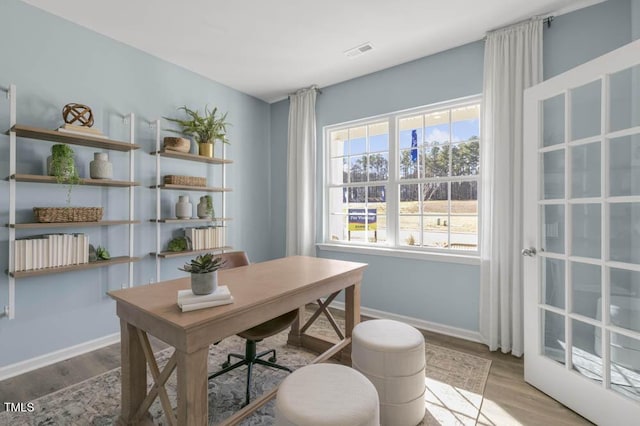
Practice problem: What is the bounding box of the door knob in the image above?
[521,247,537,257]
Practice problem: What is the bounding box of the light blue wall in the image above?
[0,0,635,369]
[269,0,634,334]
[0,0,271,367]
[543,0,631,79]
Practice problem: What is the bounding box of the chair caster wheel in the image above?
[269,356,276,363]
[222,361,230,368]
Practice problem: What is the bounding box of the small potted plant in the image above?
[47,144,80,204]
[197,195,214,219]
[179,253,226,295]
[165,105,230,158]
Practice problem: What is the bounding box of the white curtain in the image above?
[479,18,542,356]
[286,86,318,256]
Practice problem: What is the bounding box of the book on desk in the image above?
[177,285,234,312]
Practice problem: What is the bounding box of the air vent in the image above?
[344,42,374,58]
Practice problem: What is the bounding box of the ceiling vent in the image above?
[344,42,374,58]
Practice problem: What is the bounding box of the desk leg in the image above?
[343,281,361,364]
[287,306,306,347]
[177,346,209,425]
[118,320,152,425]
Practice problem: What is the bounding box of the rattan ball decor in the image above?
[62,103,94,127]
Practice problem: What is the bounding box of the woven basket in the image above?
[33,207,103,223]
[164,175,206,187]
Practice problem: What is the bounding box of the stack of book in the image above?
[56,123,108,139]
[177,286,234,312]
[14,233,89,272]
[185,226,225,250]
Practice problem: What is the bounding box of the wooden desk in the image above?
[108,256,366,425]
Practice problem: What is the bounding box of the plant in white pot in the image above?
[179,253,226,295]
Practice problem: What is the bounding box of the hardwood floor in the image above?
[0,314,592,425]
[419,329,592,425]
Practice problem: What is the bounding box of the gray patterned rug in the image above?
[0,321,491,425]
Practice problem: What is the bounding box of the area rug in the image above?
[0,325,491,425]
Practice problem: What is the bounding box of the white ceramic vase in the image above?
[191,270,218,295]
[89,152,113,179]
[175,195,192,219]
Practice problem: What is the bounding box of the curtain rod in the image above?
[288,86,322,99]
[544,16,554,28]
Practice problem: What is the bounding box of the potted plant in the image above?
[164,105,230,158]
[179,253,226,295]
[47,144,80,204]
[197,195,214,219]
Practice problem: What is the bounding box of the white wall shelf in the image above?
[10,256,141,279]
[10,174,139,187]
[151,119,231,281]
[2,84,138,320]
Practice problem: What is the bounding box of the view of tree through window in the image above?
[326,99,480,252]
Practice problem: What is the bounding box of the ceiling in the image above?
[23,0,602,103]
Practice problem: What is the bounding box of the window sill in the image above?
[316,243,481,266]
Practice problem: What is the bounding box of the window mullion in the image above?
[387,117,398,247]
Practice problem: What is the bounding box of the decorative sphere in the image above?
[62,103,94,127]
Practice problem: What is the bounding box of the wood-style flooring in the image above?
[0,313,592,425]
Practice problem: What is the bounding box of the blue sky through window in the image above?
[399,118,479,147]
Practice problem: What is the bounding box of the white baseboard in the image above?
[330,301,484,344]
[0,333,120,382]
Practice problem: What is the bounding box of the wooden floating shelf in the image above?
[10,174,139,187]
[10,256,140,278]
[150,184,231,193]
[8,220,140,229]
[9,124,140,151]
[151,150,232,164]
[150,218,232,224]
[151,247,233,259]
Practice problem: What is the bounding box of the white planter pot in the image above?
[191,271,218,295]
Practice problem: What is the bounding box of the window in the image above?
[324,97,481,253]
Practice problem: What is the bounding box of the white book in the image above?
[57,234,63,267]
[179,296,234,313]
[35,239,43,269]
[25,240,33,271]
[52,235,59,267]
[67,234,73,265]
[84,235,89,263]
[56,128,109,139]
[44,237,50,269]
[14,240,22,272]
[76,234,84,265]
[177,286,232,307]
[20,240,26,271]
[71,235,78,265]
[40,239,46,269]
[63,234,70,266]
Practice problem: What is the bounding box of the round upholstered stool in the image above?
[275,363,380,426]
[352,319,426,426]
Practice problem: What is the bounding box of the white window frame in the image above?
[321,95,482,264]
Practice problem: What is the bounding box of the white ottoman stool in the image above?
[352,319,426,426]
[275,363,380,426]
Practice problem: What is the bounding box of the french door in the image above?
[523,40,640,424]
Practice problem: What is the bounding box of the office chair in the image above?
[208,251,298,406]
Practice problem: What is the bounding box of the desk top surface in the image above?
[108,256,366,332]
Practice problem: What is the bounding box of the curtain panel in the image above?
[480,18,543,356]
[286,86,318,256]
